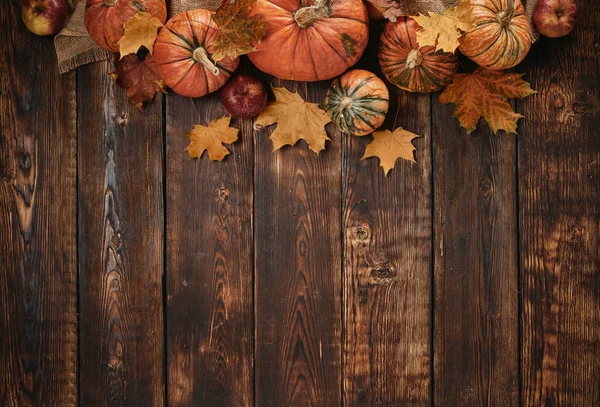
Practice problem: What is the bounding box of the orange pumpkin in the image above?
[153,10,240,98]
[85,0,167,52]
[379,17,458,93]
[459,0,531,70]
[249,0,369,82]
[325,69,389,136]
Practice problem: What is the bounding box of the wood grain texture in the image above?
[433,91,519,404]
[254,79,342,407]
[0,1,77,405]
[519,4,600,405]
[165,69,253,406]
[343,33,432,404]
[77,61,164,406]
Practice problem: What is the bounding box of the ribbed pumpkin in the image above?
[325,70,389,136]
[153,10,240,98]
[379,17,458,93]
[459,0,531,70]
[249,0,369,82]
[85,0,167,52]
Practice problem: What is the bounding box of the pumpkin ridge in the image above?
[184,12,201,48]
[164,26,195,50]
[353,112,375,129]
[306,31,320,80]
[155,41,190,54]
[170,61,195,89]
[352,104,388,115]
[347,76,377,97]
[290,29,303,80]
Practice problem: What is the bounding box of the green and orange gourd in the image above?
[459,0,532,70]
[325,69,389,136]
[378,17,458,93]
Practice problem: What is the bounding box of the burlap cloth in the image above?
[54,0,540,74]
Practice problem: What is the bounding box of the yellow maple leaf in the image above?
[439,67,537,134]
[254,86,332,154]
[185,116,239,161]
[212,0,267,62]
[413,0,475,53]
[363,127,420,176]
[118,12,164,59]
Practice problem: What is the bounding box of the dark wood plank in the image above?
[254,80,342,407]
[0,2,77,405]
[342,60,432,405]
[519,4,600,404]
[165,68,254,406]
[432,89,519,403]
[77,60,165,406]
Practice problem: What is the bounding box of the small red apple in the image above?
[533,0,578,38]
[21,0,70,36]
[220,75,267,119]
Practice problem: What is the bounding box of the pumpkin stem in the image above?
[405,49,423,70]
[103,0,118,5]
[294,0,332,28]
[339,96,353,110]
[192,47,220,76]
[498,0,515,28]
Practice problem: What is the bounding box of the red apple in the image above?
[21,0,70,36]
[220,75,267,119]
[533,0,578,38]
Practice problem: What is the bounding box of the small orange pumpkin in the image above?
[249,0,369,82]
[325,69,389,136]
[459,0,532,70]
[379,17,458,93]
[153,10,240,98]
[85,0,167,52]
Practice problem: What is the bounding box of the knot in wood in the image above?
[218,187,229,200]
[115,113,129,126]
[18,151,31,170]
[351,225,370,242]
[370,265,395,280]
[357,388,367,401]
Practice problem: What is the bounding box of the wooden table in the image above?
[1,1,598,405]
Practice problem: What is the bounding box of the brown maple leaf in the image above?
[413,0,474,53]
[186,116,239,161]
[118,12,164,59]
[212,0,267,62]
[439,67,537,134]
[366,0,455,20]
[254,86,332,154]
[110,54,167,109]
[363,127,420,175]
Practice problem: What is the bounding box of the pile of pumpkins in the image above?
[84,0,533,136]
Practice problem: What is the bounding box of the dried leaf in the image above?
[363,127,420,175]
[110,54,167,109]
[439,67,537,134]
[413,0,475,53]
[254,86,331,154]
[212,0,266,62]
[366,0,455,21]
[186,116,239,161]
[118,12,164,59]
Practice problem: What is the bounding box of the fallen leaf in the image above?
[413,0,475,53]
[212,0,266,62]
[118,12,164,59]
[186,116,239,161]
[439,67,537,134]
[254,86,331,154]
[110,54,167,109]
[363,127,420,176]
[366,0,454,21]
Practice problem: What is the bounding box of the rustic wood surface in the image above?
[1,1,599,406]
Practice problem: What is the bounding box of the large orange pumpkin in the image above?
[249,0,369,82]
[153,10,240,98]
[85,0,167,52]
[379,17,458,93]
[459,0,531,70]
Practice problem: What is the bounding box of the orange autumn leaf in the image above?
[413,0,475,53]
[363,127,420,176]
[439,67,536,134]
[118,12,164,59]
[212,0,267,62]
[186,116,239,161]
[110,54,167,109]
[254,86,331,154]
